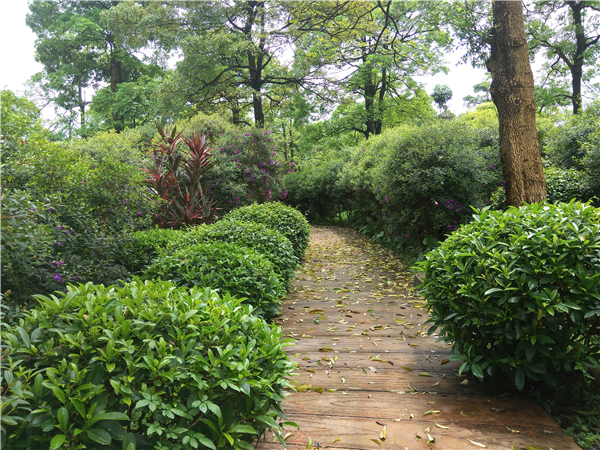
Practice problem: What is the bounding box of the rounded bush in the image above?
[417,202,600,389]
[169,220,298,285]
[1,279,295,449]
[144,241,285,319]
[225,203,310,260]
[124,228,183,274]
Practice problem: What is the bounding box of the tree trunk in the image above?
[78,85,86,130]
[110,56,122,92]
[569,1,584,114]
[487,1,546,206]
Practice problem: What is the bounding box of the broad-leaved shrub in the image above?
[1,279,296,449]
[417,202,600,389]
[168,220,298,286]
[225,203,310,261]
[144,242,284,319]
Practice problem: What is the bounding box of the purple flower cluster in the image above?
[445,198,462,213]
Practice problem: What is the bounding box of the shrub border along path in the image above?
[257,226,580,450]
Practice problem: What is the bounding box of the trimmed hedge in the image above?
[124,228,182,274]
[0,279,296,450]
[225,203,310,261]
[144,242,285,320]
[417,201,600,389]
[167,220,298,286]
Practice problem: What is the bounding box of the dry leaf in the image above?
[368,366,377,373]
[370,439,382,447]
[414,433,422,441]
[418,372,433,377]
[423,410,440,416]
[490,407,505,412]
[505,426,520,433]
[435,423,449,429]
[283,433,294,441]
[332,438,340,443]
[461,379,469,385]
[402,366,413,371]
[468,439,487,448]
[440,359,450,365]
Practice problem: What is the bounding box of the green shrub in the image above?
[225,203,310,260]
[1,279,296,449]
[144,242,284,319]
[1,191,135,312]
[283,152,350,223]
[124,228,183,274]
[544,165,592,204]
[380,115,502,242]
[169,220,298,286]
[417,202,600,389]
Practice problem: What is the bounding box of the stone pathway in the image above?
[257,226,580,450]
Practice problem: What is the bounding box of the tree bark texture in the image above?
[568,1,585,114]
[488,1,546,206]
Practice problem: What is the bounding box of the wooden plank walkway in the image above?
[257,226,580,450]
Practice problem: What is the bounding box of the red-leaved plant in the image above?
[143,125,220,229]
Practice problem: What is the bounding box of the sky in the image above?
[0,2,489,119]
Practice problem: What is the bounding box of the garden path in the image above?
[257,226,580,450]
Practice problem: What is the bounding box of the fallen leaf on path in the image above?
[435,423,449,429]
[368,366,377,373]
[418,372,433,377]
[468,439,487,448]
[370,439,382,447]
[380,426,387,440]
[332,438,340,443]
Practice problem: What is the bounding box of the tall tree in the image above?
[104,1,338,128]
[26,1,157,132]
[487,1,546,206]
[526,1,600,114]
[299,1,450,139]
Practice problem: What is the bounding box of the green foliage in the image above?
[0,190,140,313]
[338,109,503,246]
[544,166,592,205]
[431,84,453,113]
[543,105,600,170]
[144,242,285,320]
[124,228,183,275]
[225,203,311,261]
[208,129,285,212]
[1,279,296,449]
[283,152,350,223]
[169,220,298,286]
[0,90,49,163]
[2,120,156,309]
[89,77,160,132]
[417,202,600,390]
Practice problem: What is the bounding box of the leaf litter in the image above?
[280,226,564,450]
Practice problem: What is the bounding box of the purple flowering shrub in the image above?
[206,128,285,212]
[1,191,136,315]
